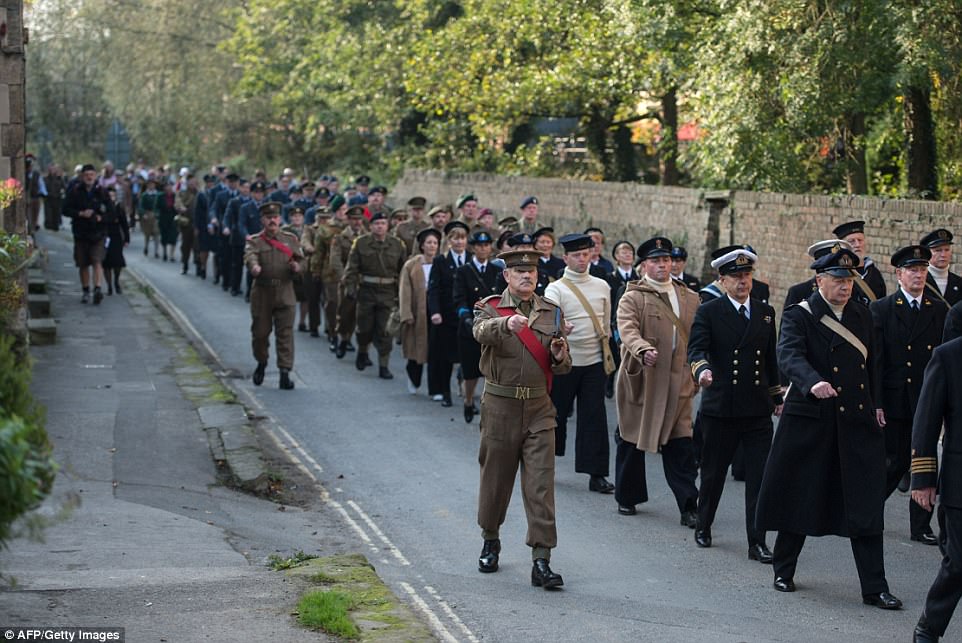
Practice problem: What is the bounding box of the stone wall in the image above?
[0,0,26,234]
[392,169,962,317]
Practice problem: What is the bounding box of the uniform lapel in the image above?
[893,293,915,335]
[911,295,936,341]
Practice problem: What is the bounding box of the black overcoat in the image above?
[911,337,962,509]
[756,291,885,537]
[688,296,782,418]
[925,271,962,307]
[870,289,945,420]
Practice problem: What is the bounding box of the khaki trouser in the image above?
[250,286,296,370]
[324,279,340,335]
[335,284,356,339]
[355,285,394,363]
[478,394,558,550]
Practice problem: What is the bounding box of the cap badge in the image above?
[839,254,853,267]
[521,254,529,263]
[939,230,949,240]
[831,243,841,254]
[914,248,922,258]
[735,254,749,265]
[655,239,662,248]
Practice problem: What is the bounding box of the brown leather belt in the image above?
[361,276,397,285]
[484,382,547,400]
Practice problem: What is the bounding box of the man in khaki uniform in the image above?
[395,196,428,257]
[333,205,368,358]
[342,211,407,379]
[244,201,304,390]
[473,249,572,589]
[301,207,334,343]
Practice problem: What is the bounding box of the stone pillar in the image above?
[0,0,26,234]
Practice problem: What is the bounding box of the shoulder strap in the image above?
[852,272,878,302]
[646,288,689,346]
[925,281,951,309]
[264,236,294,260]
[495,306,554,393]
[796,300,868,361]
[560,278,608,339]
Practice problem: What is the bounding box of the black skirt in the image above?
[103,233,126,268]
[458,334,482,379]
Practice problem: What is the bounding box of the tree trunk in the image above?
[612,123,638,182]
[660,87,680,186]
[584,106,613,180]
[904,84,938,199]
[845,112,868,195]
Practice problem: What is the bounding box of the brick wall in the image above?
[393,169,962,318]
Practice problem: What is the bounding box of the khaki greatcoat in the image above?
[615,278,699,453]
[399,254,431,364]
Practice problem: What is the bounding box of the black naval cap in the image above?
[288,205,306,218]
[469,230,494,245]
[520,196,538,209]
[444,220,470,235]
[811,246,859,276]
[583,226,604,236]
[225,172,240,182]
[532,226,555,241]
[558,233,594,253]
[496,230,514,250]
[355,174,371,185]
[498,249,539,269]
[417,227,442,248]
[507,232,534,248]
[407,196,427,208]
[670,246,689,260]
[611,240,634,259]
[637,237,673,260]
[301,180,316,190]
[833,220,865,239]
[202,174,216,183]
[316,187,331,198]
[920,228,953,248]
[250,180,268,192]
[259,201,283,218]
[369,185,388,196]
[456,193,477,209]
[710,244,745,260]
[710,246,757,275]
[238,178,250,187]
[369,210,388,223]
[891,245,931,268]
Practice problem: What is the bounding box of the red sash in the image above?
[496,306,554,393]
[264,235,294,260]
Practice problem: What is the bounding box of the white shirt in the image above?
[900,287,922,309]
[727,295,751,318]
[451,251,466,267]
[473,258,487,272]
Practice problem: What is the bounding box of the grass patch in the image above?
[297,590,360,638]
[268,550,318,570]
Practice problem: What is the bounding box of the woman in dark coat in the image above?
[427,221,471,407]
[158,182,179,261]
[102,185,130,295]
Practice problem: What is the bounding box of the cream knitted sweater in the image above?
[544,267,611,367]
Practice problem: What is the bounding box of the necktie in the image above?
[739,304,749,321]
[456,255,463,267]
[479,263,485,274]
[911,300,919,313]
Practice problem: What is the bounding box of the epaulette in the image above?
[280,229,298,239]
[479,294,502,309]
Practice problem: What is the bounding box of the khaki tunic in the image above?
[399,254,431,364]
[394,219,429,258]
[615,279,699,453]
[473,290,572,549]
[244,230,303,369]
[333,225,363,337]
[344,233,407,357]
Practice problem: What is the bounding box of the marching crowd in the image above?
[48,160,962,641]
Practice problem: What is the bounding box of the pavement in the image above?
[0,236,406,642]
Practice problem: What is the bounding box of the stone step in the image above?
[27,318,57,345]
[27,293,51,317]
[27,276,46,294]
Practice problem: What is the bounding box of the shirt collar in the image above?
[727,294,750,314]
[900,287,922,307]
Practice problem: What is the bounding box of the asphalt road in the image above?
[114,231,956,642]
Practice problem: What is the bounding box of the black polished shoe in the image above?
[356,352,369,371]
[478,539,500,573]
[93,287,103,305]
[297,322,308,332]
[749,543,774,564]
[617,504,636,516]
[252,362,266,386]
[464,405,475,423]
[335,340,348,359]
[378,367,393,380]
[114,281,122,294]
[911,532,939,546]
[680,510,698,528]
[279,369,294,390]
[694,528,712,548]
[773,576,795,593]
[913,620,939,643]
[531,559,563,589]
[345,341,356,352]
[588,476,615,494]
[862,591,903,610]
[309,329,320,338]
[441,396,453,408]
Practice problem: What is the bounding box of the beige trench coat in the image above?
[615,279,699,453]
[399,254,431,364]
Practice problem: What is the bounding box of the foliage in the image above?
[267,549,318,570]
[296,590,360,638]
[0,334,56,550]
[0,234,33,335]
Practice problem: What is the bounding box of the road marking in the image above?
[400,582,459,643]
[424,585,479,642]
[347,500,411,566]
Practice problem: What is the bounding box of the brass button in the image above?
[756,350,761,355]
[927,345,933,350]
[837,387,843,393]
[732,379,738,385]
[860,364,865,369]
[833,366,839,373]
[907,377,912,383]
[754,371,760,376]
[839,406,845,412]
[734,349,739,355]
[733,370,739,376]
[733,360,739,365]
[860,384,865,390]
[858,404,863,410]
[907,362,912,367]
[755,380,760,385]
[907,345,912,351]
[755,360,760,365]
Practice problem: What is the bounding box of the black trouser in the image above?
[773,531,888,595]
[427,325,456,400]
[552,363,609,476]
[219,241,232,290]
[921,505,962,636]
[406,360,423,388]
[614,430,698,513]
[884,416,935,536]
[696,415,772,546]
